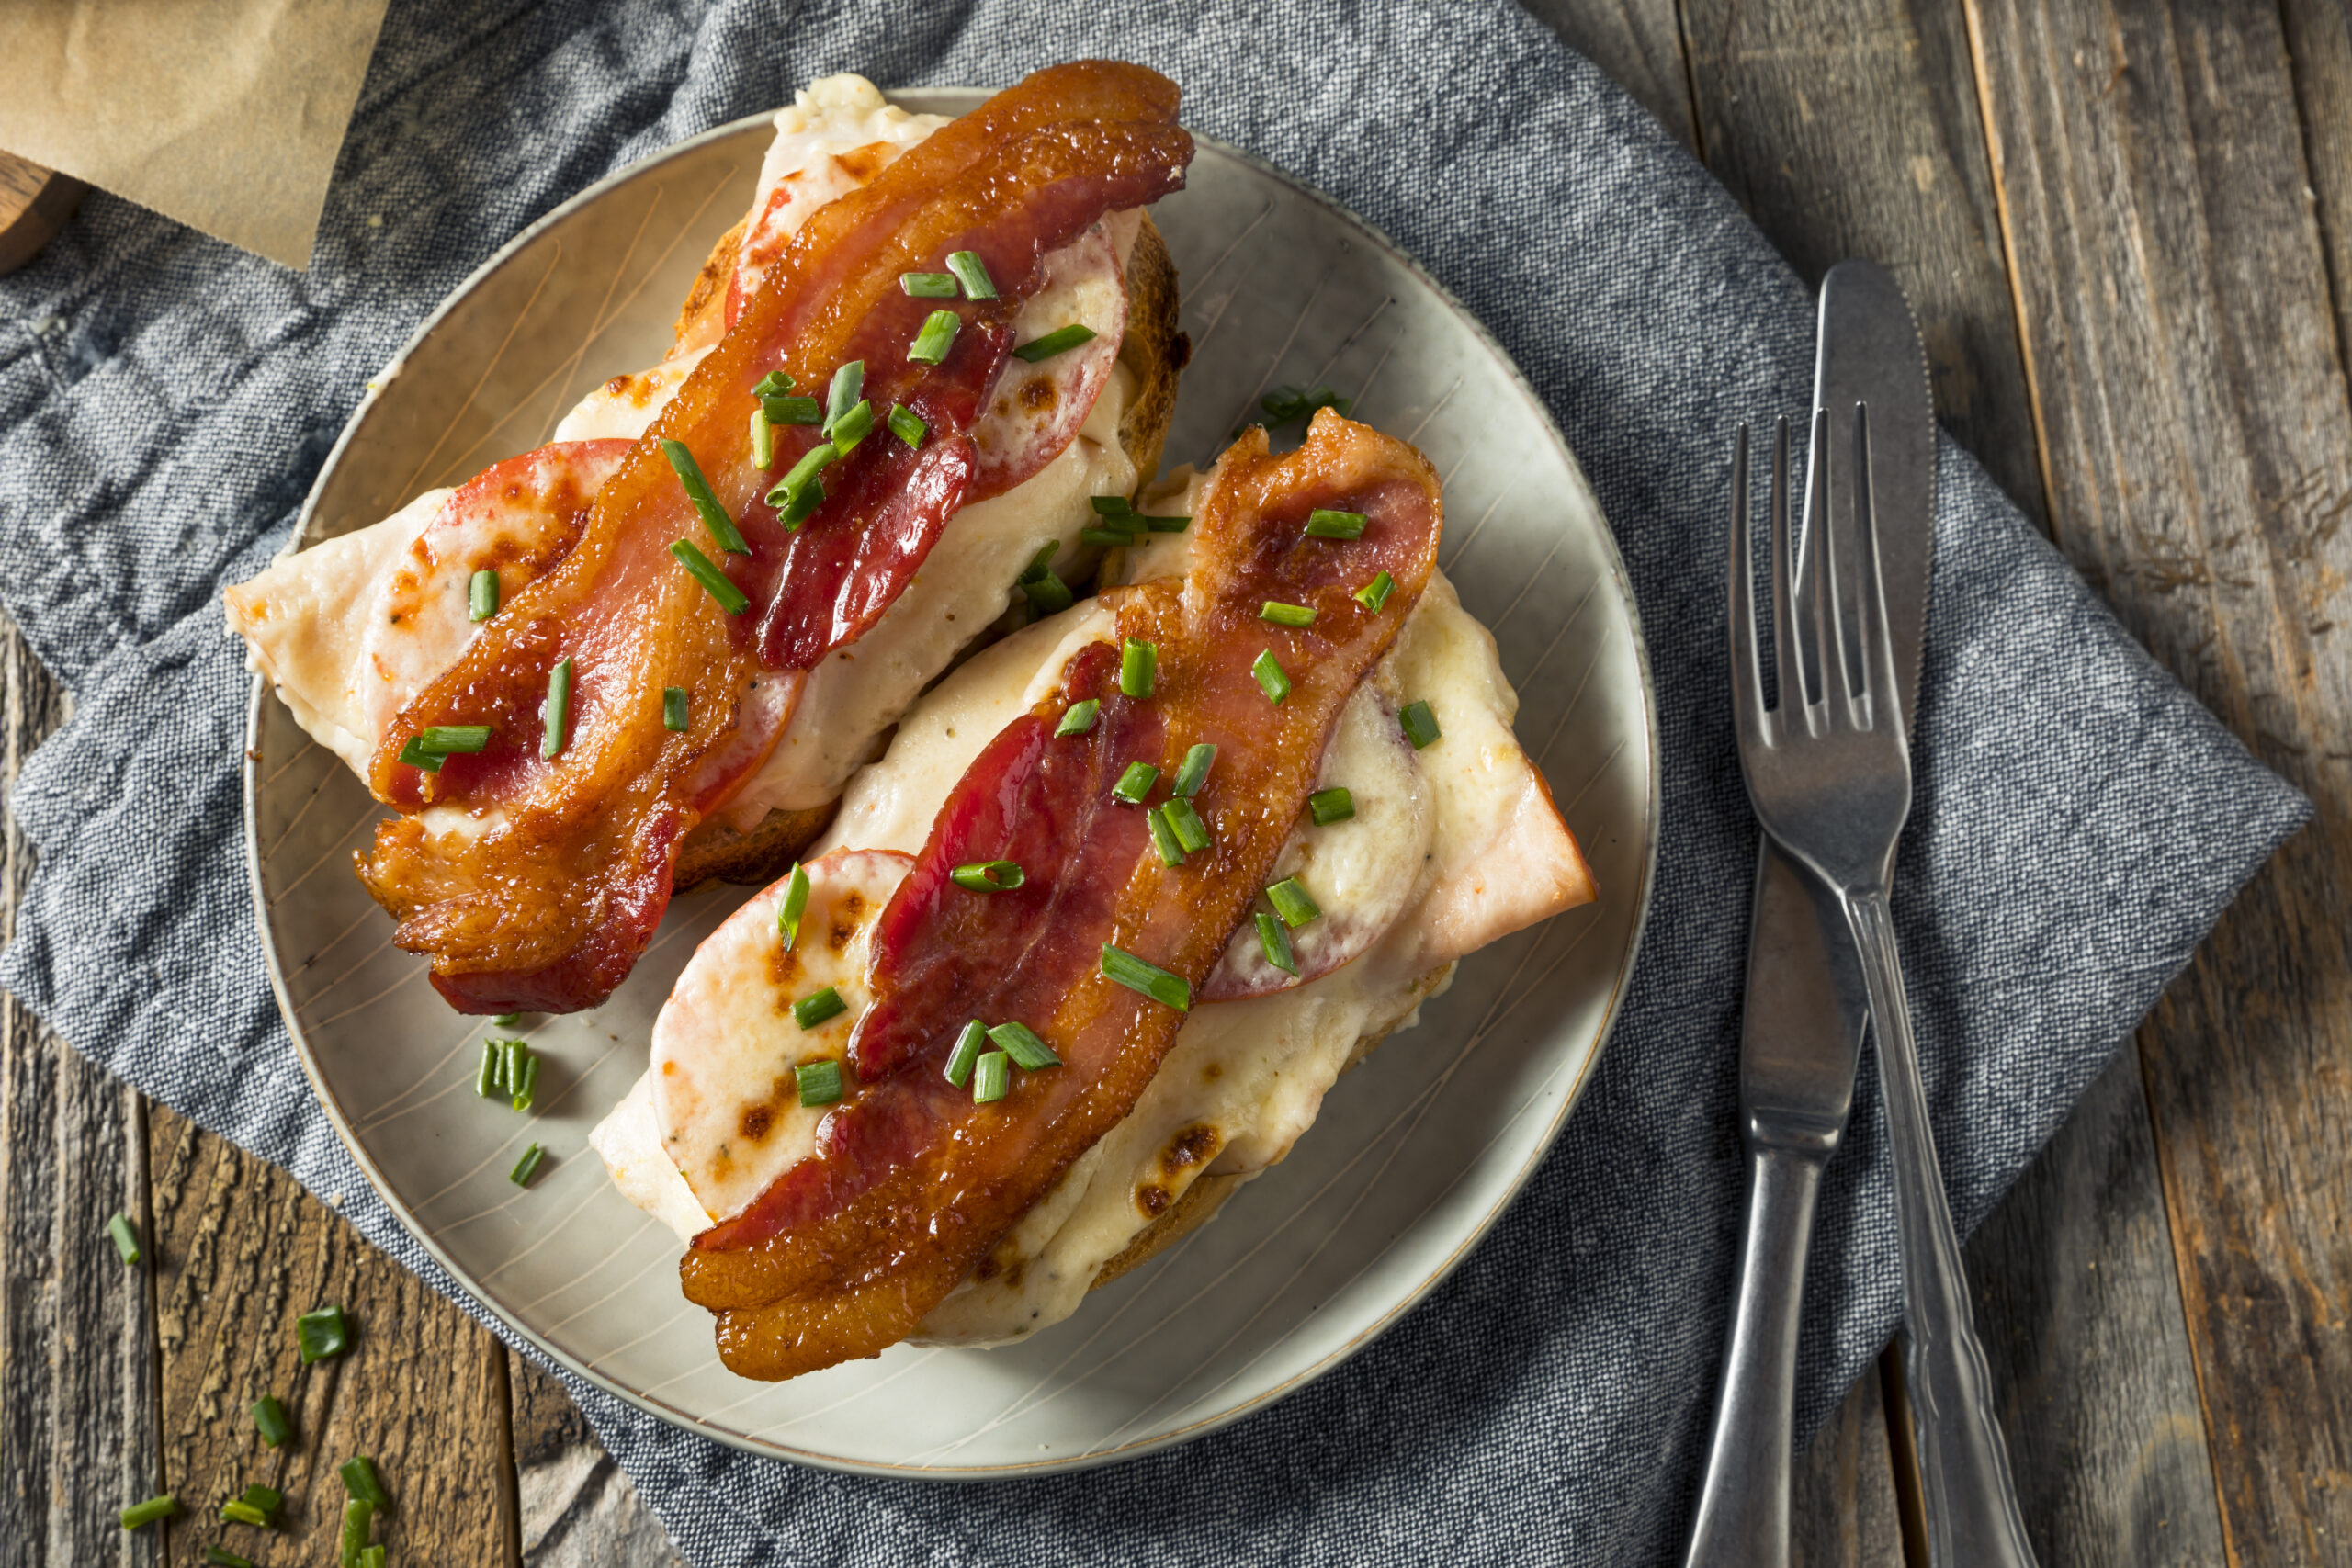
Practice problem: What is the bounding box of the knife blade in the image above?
[1739,261,1934,1155]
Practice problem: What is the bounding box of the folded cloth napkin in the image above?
[0,0,2307,1562]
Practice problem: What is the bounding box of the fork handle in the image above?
[1680,1145,1823,1568]
[1844,887,2040,1568]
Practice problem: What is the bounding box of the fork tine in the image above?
[1804,406,1840,728]
[1769,417,1806,726]
[1851,400,1904,736]
[1727,423,1769,751]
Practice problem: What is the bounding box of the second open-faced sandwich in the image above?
[593,410,1597,1380]
[225,63,1192,1014]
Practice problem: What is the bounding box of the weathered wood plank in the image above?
[1790,1364,1908,1568]
[2278,1,2352,382]
[512,1354,681,1567]
[1517,0,1700,152]
[1961,1,2352,1561]
[0,613,161,1568]
[146,1104,519,1566]
[1962,1048,2228,1564]
[1681,0,2048,528]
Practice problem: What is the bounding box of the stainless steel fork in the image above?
[1727,407,2039,1568]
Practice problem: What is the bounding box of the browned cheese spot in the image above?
[827,890,866,954]
[1136,1183,1170,1218]
[738,1100,776,1143]
[765,942,803,998]
[1160,1123,1223,1178]
[1016,375,1059,415]
[1202,1061,1223,1083]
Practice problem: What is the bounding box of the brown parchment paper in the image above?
[0,0,392,269]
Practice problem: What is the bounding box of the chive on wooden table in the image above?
[6,1,2351,1561]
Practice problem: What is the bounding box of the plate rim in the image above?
[243,92,1663,1480]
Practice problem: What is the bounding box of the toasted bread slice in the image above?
[673,214,1188,893]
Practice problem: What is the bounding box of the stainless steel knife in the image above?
[1683,260,1935,1568]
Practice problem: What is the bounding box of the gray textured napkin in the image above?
[0,1,2307,1562]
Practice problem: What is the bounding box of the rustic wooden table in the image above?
[6,2,2348,1562]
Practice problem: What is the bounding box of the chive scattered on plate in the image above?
[297,1304,350,1363]
[1266,877,1322,929]
[469,568,499,622]
[972,1050,1011,1103]
[776,863,809,951]
[1055,698,1099,737]
[908,310,960,365]
[663,687,689,732]
[1252,649,1290,704]
[950,860,1025,893]
[509,1143,545,1187]
[794,987,847,1031]
[1260,600,1316,627]
[1354,570,1396,611]
[900,271,958,298]
[888,404,926,446]
[1100,944,1190,1011]
[944,1020,988,1089]
[1120,638,1157,699]
[947,250,998,299]
[795,1060,844,1107]
[540,657,572,761]
[1308,786,1355,825]
[1256,910,1299,976]
[1112,761,1159,804]
[1012,324,1096,363]
[1147,805,1186,866]
[660,438,749,556]
[1161,796,1211,855]
[1306,507,1367,539]
[1399,700,1442,750]
[988,1021,1060,1070]
[670,539,750,614]
[1170,743,1216,797]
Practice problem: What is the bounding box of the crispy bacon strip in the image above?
[680,412,1443,1380]
[355,64,1192,1013]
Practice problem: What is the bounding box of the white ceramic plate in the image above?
[245,92,1657,1478]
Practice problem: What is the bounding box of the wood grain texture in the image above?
[0,616,160,1567]
[146,1105,518,1566]
[0,152,85,277]
[1517,0,1699,151]
[1962,1049,2228,1565]
[2279,0,2352,382]
[1679,0,2048,527]
[1790,1365,1908,1568]
[1960,0,2352,1561]
[512,1355,681,1567]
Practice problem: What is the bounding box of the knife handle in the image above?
[1846,888,2041,1568]
[1681,1143,1823,1568]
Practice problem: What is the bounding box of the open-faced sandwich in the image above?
[226,62,1191,1012]
[593,409,1596,1379]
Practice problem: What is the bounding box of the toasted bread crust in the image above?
[671,213,1188,895]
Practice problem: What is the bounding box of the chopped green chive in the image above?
[671,539,751,614]
[359,1549,386,1568]
[779,475,825,527]
[1252,649,1291,704]
[492,1012,522,1025]
[510,1053,539,1112]
[119,1495,178,1529]
[794,987,847,1031]
[766,440,836,526]
[338,1455,390,1510]
[1147,805,1186,866]
[1023,569,1074,615]
[795,1059,844,1107]
[1267,877,1322,928]
[1080,527,1135,547]
[340,1497,374,1567]
[661,439,750,556]
[1112,761,1159,804]
[1091,494,1138,518]
[944,1020,988,1088]
[1013,324,1097,363]
[750,405,775,470]
[220,1499,271,1528]
[1120,638,1157,698]
[207,1548,257,1568]
[973,1051,1011,1103]
[1399,700,1442,750]
[823,361,865,430]
[1260,384,1354,433]
[1162,796,1211,854]
[251,1394,291,1448]
[900,271,958,298]
[502,1039,528,1100]
[1055,698,1100,737]
[776,863,810,950]
[396,735,443,773]
[469,568,499,622]
[1144,513,1193,533]
[1100,944,1191,1011]
[989,1021,1060,1070]
[1019,539,1062,580]
[1306,508,1368,538]
[509,1142,545,1186]
[950,860,1026,893]
[240,1483,283,1515]
[1354,570,1396,611]
[474,1040,499,1099]
[1260,601,1316,627]
[540,657,572,761]
[753,370,795,397]
[663,687,689,732]
[947,250,998,299]
[297,1305,349,1363]
[764,393,823,424]
[1171,743,1216,797]
[909,310,961,364]
[829,398,874,454]
[1256,910,1299,976]
[106,1211,140,1265]
[418,725,492,754]
[1308,786,1355,825]
[888,404,927,446]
